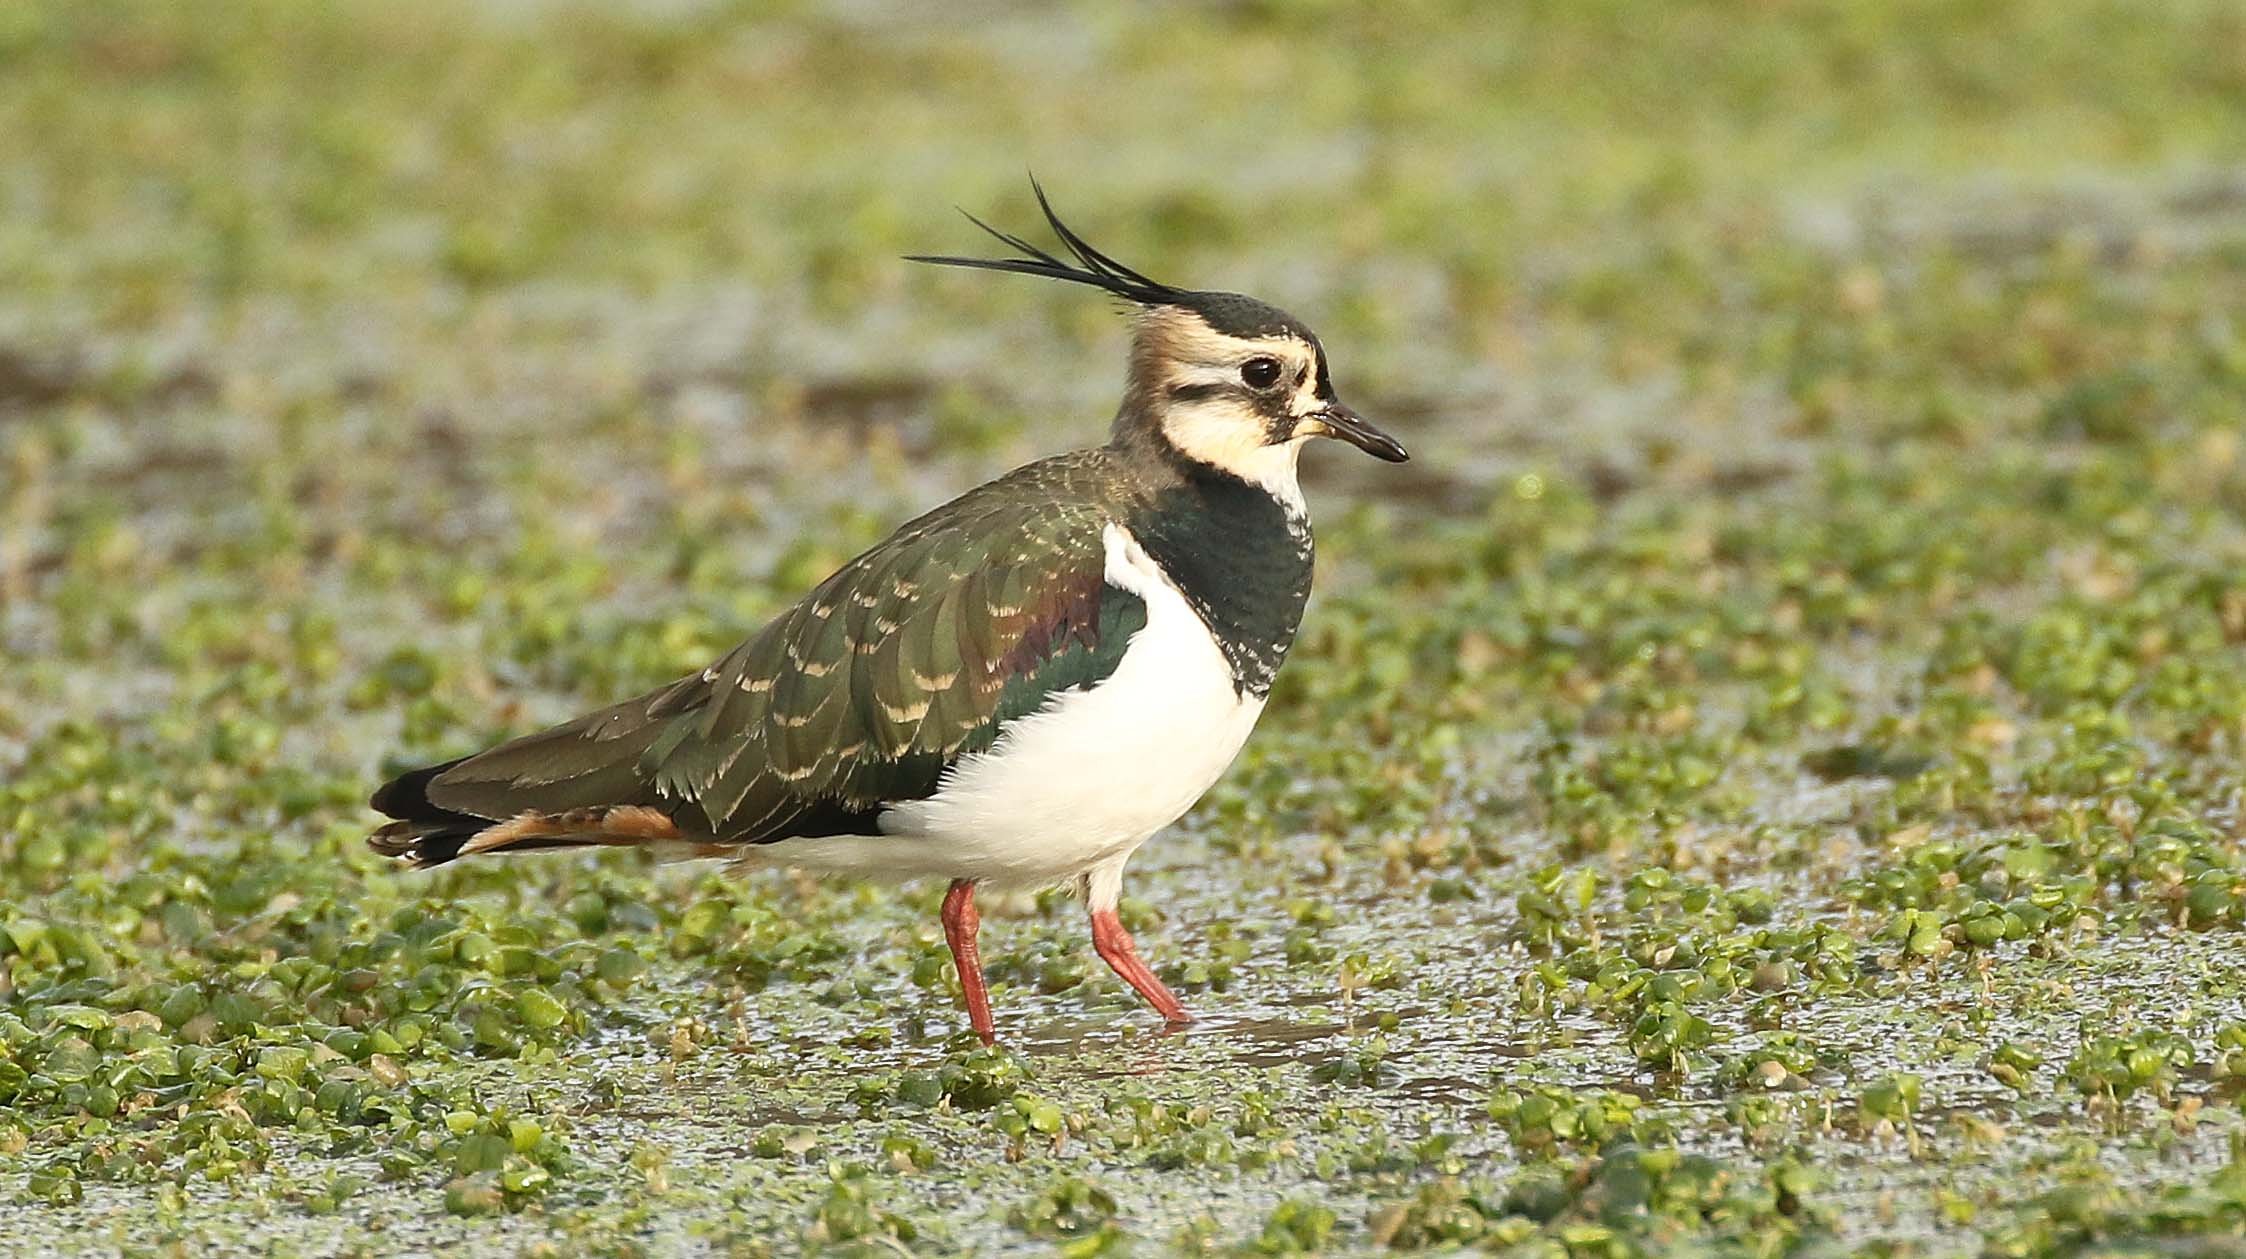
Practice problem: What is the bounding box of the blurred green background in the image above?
[4,2,2246,1255]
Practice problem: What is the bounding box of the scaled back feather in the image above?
[370,452,1153,865]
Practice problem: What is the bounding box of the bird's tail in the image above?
[367,676,731,868]
[367,756,692,869]
[367,757,483,867]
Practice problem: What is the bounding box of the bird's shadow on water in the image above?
[1010,1007,1352,1071]
[555,982,1635,1178]
[1004,998,1545,1109]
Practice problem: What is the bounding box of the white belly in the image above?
[749,523,1263,887]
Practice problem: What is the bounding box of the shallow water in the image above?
[8,3,2246,1255]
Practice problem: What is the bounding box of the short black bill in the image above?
[1305,403,1408,462]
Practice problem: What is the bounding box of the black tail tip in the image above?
[369,755,478,868]
[367,820,470,869]
[370,756,468,819]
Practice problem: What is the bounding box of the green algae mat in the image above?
[6,3,2246,1255]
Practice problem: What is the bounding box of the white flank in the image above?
[739,523,1263,900]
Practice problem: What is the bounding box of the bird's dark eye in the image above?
[1241,356,1284,390]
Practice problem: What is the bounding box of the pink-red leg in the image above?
[1090,907,1193,1025]
[942,879,995,1044]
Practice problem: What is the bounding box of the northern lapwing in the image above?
[369,183,1409,1042]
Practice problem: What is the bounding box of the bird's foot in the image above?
[1089,906,1191,1024]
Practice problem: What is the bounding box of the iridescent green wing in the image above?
[423,456,1148,842]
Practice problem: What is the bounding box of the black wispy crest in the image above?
[906,177,1183,306]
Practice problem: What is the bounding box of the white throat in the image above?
[1217,437,1309,521]
[1160,413,1311,520]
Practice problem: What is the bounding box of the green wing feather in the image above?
[420,454,1149,843]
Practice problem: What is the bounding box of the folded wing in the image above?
[385,459,1149,854]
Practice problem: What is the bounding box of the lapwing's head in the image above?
[909,181,1407,497]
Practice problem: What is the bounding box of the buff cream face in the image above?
[1126,305,1402,500]
[1128,309,1326,495]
